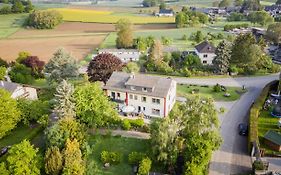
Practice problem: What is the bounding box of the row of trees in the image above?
[0,0,34,14]
[176,7,209,28]
[227,11,273,26]
[27,10,63,29]
[213,33,279,75]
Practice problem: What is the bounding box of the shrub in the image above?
[213,84,221,92]
[219,107,226,113]
[130,119,144,128]
[100,151,121,165]
[0,5,11,14]
[27,10,63,29]
[128,152,147,165]
[137,158,152,175]
[122,119,131,130]
[9,63,34,84]
[253,160,267,170]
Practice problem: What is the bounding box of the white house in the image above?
[98,49,141,63]
[103,72,177,118]
[156,9,174,17]
[195,41,216,65]
[0,81,38,100]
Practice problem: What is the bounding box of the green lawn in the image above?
[0,13,27,38]
[88,135,151,175]
[258,110,281,155]
[177,84,246,101]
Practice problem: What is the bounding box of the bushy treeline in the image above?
[0,0,34,14]
[27,10,63,29]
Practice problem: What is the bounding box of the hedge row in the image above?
[248,80,278,152]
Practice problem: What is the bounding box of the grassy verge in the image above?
[88,134,151,175]
[177,84,246,101]
[258,111,281,155]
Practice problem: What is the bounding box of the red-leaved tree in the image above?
[22,56,45,78]
[87,53,123,84]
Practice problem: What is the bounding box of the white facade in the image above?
[98,49,141,63]
[105,81,177,118]
[195,49,216,65]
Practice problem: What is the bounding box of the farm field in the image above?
[0,34,106,61]
[50,8,175,24]
[0,14,27,38]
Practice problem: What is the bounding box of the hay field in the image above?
[50,8,175,24]
[0,34,106,61]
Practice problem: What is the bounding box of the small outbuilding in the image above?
[264,130,281,152]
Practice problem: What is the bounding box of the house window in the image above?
[134,95,138,100]
[203,54,208,58]
[203,60,207,64]
[143,107,146,111]
[152,98,160,104]
[142,87,147,92]
[117,93,120,98]
[141,96,146,102]
[138,106,141,112]
[131,86,136,90]
[111,92,115,98]
[152,109,160,115]
[129,94,133,99]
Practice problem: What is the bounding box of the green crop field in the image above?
[0,14,27,39]
[101,26,228,49]
[50,8,175,24]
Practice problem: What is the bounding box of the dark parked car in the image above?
[0,146,11,157]
[238,123,248,136]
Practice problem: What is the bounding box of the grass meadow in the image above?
[0,14,27,38]
[88,135,151,175]
[50,8,175,24]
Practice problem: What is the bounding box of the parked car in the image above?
[0,146,11,157]
[238,123,248,136]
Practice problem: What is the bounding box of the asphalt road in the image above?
[174,74,279,175]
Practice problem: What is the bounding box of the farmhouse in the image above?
[0,81,38,100]
[265,5,281,17]
[156,9,174,17]
[98,49,141,63]
[264,130,281,152]
[195,41,216,65]
[103,72,177,118]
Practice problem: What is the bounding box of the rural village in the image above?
[1,0,281,174]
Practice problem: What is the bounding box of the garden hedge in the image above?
[248,80,278,152]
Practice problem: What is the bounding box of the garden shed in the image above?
[264,130,281,152]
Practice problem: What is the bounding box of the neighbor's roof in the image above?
[103,72,174,98]
[0,81,21,93]
[99,48,140,53]
[195,41,216,53]
[264,130,281,146]
[159,9,173,14]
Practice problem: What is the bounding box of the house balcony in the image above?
[110,98,125,104]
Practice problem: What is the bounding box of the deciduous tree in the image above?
[0,58,8,67]
[122,62,140,73]
[22,56,45,78]
[11,0,24,13]
[137,158,152,175]
[27,10,63,29]
[0,66,7,80]
[219,0,231,7]
[45,48,79,83]
[16,51,31,63]
[87,53,123,84]
[266,23,281,44]
[45,146,63,175]
[7,140,40,175]
[9,63,34,84]
[0,89,21,138]
[248,11,274,26]
[73,83,119,128]
[116,19,133,48]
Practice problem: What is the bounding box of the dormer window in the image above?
[131,86,136,90]
[142,87,147,92]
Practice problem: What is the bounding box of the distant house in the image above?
[0,81,38,100]
[156,9,174,17]
[264,130,281,151]
[265,5,281,17]
[98,49,141,63]
[195,41,216,64]
[103,72,177,118]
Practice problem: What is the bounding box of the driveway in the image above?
[173,74,279,175]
